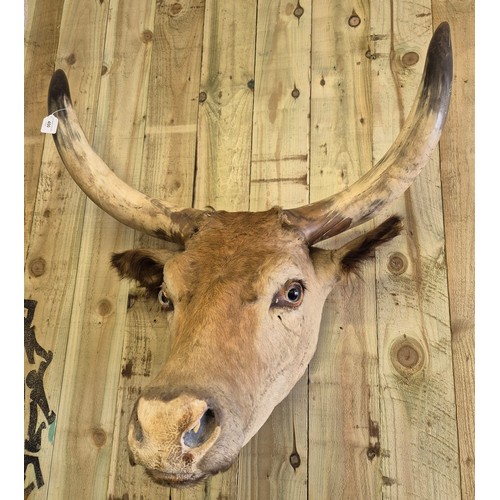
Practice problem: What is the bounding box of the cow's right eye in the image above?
[158,290,174,311]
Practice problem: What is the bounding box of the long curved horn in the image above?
[284,22,453,245]
[47,70,204,244]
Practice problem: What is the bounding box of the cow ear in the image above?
[311,216,403,285]
[338,216,404,275]
[111,249,174,295]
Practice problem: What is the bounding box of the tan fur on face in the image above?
[117,211,403,485]
[129,210,331,480]
[154,209,316,403]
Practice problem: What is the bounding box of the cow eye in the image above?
[287,284,302,302]
[272,280,305,308]
[158,289,174,311]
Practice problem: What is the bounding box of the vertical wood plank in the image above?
[24,0,65,259]
[432,3,475,498]
[370,3,461,498]
[46,1,157,497]
[195,0,257,213]
[238,1,311,498]
[195,1,258,496]
[107,1,207,497]
[24,0,110,497]
[308,1,382,499]
[249,0,311,211]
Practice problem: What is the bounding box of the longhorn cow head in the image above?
[47,23,452,487]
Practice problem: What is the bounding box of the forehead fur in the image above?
[165,208,311,299]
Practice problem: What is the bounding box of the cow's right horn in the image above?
[47,70,205,244]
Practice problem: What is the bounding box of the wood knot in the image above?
[387,252,408,275]
[291,86,300,99]
[397,345,419,368]
[402,51,420,67]
[199,91,207,103]
[30,257,46,277]
[365,49,377,60]
[169,2,182,16]
[348,11,361,27]
[390,336,425,377]
[289,451,301,469]
[141,29,154,43]
[293,4,304,19]
[366,442,380,460]
[65,53,76,66]
[97,299,113,317]
[92,427,107,447]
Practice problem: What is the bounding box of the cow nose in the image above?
[182,407,217,448]
[127,394,221,480]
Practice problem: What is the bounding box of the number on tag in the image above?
[41,114,59,134]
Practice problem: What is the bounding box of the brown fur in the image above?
[111,249,175,295]
[110,212,402,486]
[340,216,404,274]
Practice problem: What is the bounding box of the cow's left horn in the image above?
[47,70,204,244]
[284,22,453,245]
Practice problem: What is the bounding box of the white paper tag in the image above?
[41,114,59,134]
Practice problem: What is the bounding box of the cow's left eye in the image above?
[286,284,302,302]
[158,289,174,311]
[271,280,305,309]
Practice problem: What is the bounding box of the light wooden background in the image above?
[24,0,474,498]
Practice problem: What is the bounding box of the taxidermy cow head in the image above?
[46,23,452,487]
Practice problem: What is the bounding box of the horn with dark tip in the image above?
[47,69,204,244]
[48,23,451,247]
[284,22,453,245]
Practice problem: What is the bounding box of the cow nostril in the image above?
[183,408,217,449]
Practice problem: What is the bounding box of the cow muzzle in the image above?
[128,394,222,487]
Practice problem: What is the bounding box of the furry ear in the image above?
[111,248,175,295]
[339,216,404,274]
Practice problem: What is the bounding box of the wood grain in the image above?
[308,1,382,498]
[24,0,110,497]
[249,0,311,211]
[24,0,65,260]
[433,2,475,498]
[370,2,461,498]
[46,1,156,497]
[24,1,473,498]
[195,0,257,213]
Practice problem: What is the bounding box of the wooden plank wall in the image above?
[24,0,474,498]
